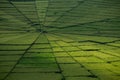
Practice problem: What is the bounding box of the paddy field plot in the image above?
[0,0,120,80]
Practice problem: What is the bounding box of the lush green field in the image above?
[0,0,120,80]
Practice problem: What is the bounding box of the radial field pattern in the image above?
[0,0,120,80]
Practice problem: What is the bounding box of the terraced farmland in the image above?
[0,0,120,80]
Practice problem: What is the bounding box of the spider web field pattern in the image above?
[0,0,120,80]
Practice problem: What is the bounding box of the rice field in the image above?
[0,0,120,80]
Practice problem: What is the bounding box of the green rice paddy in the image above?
[0,0,120,80]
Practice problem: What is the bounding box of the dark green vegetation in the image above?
[0,0,120,80]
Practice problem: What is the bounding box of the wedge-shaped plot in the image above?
[0,73,7,80]
[99,75,120,80]
[24,53,54,58]
[95,45,116,50]
[13,63,59,72]
[74,57,104,63]
[0,55,21,61]
[36,0,48,23]
[69,51,93,57]
[0,66,13,73]
[108,41,120,47]
[62,46,80,51]
[80,36,118,43]
[16,63,57,67]
[92,51,120,62]
[66,77,99,80]
[12,1,38,23]
[56,57,76,63]
[60,64,91,76]
[0,51,24,55]
[101,49,120,57]
[19,57,56,64]
[82,63,116,70]
[0,45,29,50]
[91,69,115,75]
[35,35,48,44]
[46,35,59,41]
[4,33,38,44]
[0,61,16,66]
[74,42,98,46]
[83,63,120,74]
[53,47,64,52]
[50,42,59,47]
[13,67,59,73]
[28,48,53,53]
[78,45,100,51]
[6,73,62,80]
[55,36,73,42]
[31,44,51,49]
[91,70,120,80]
[0,34,29,44]
[69,42,81,46]
[56,41,71,46]
[54,52,69,57]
